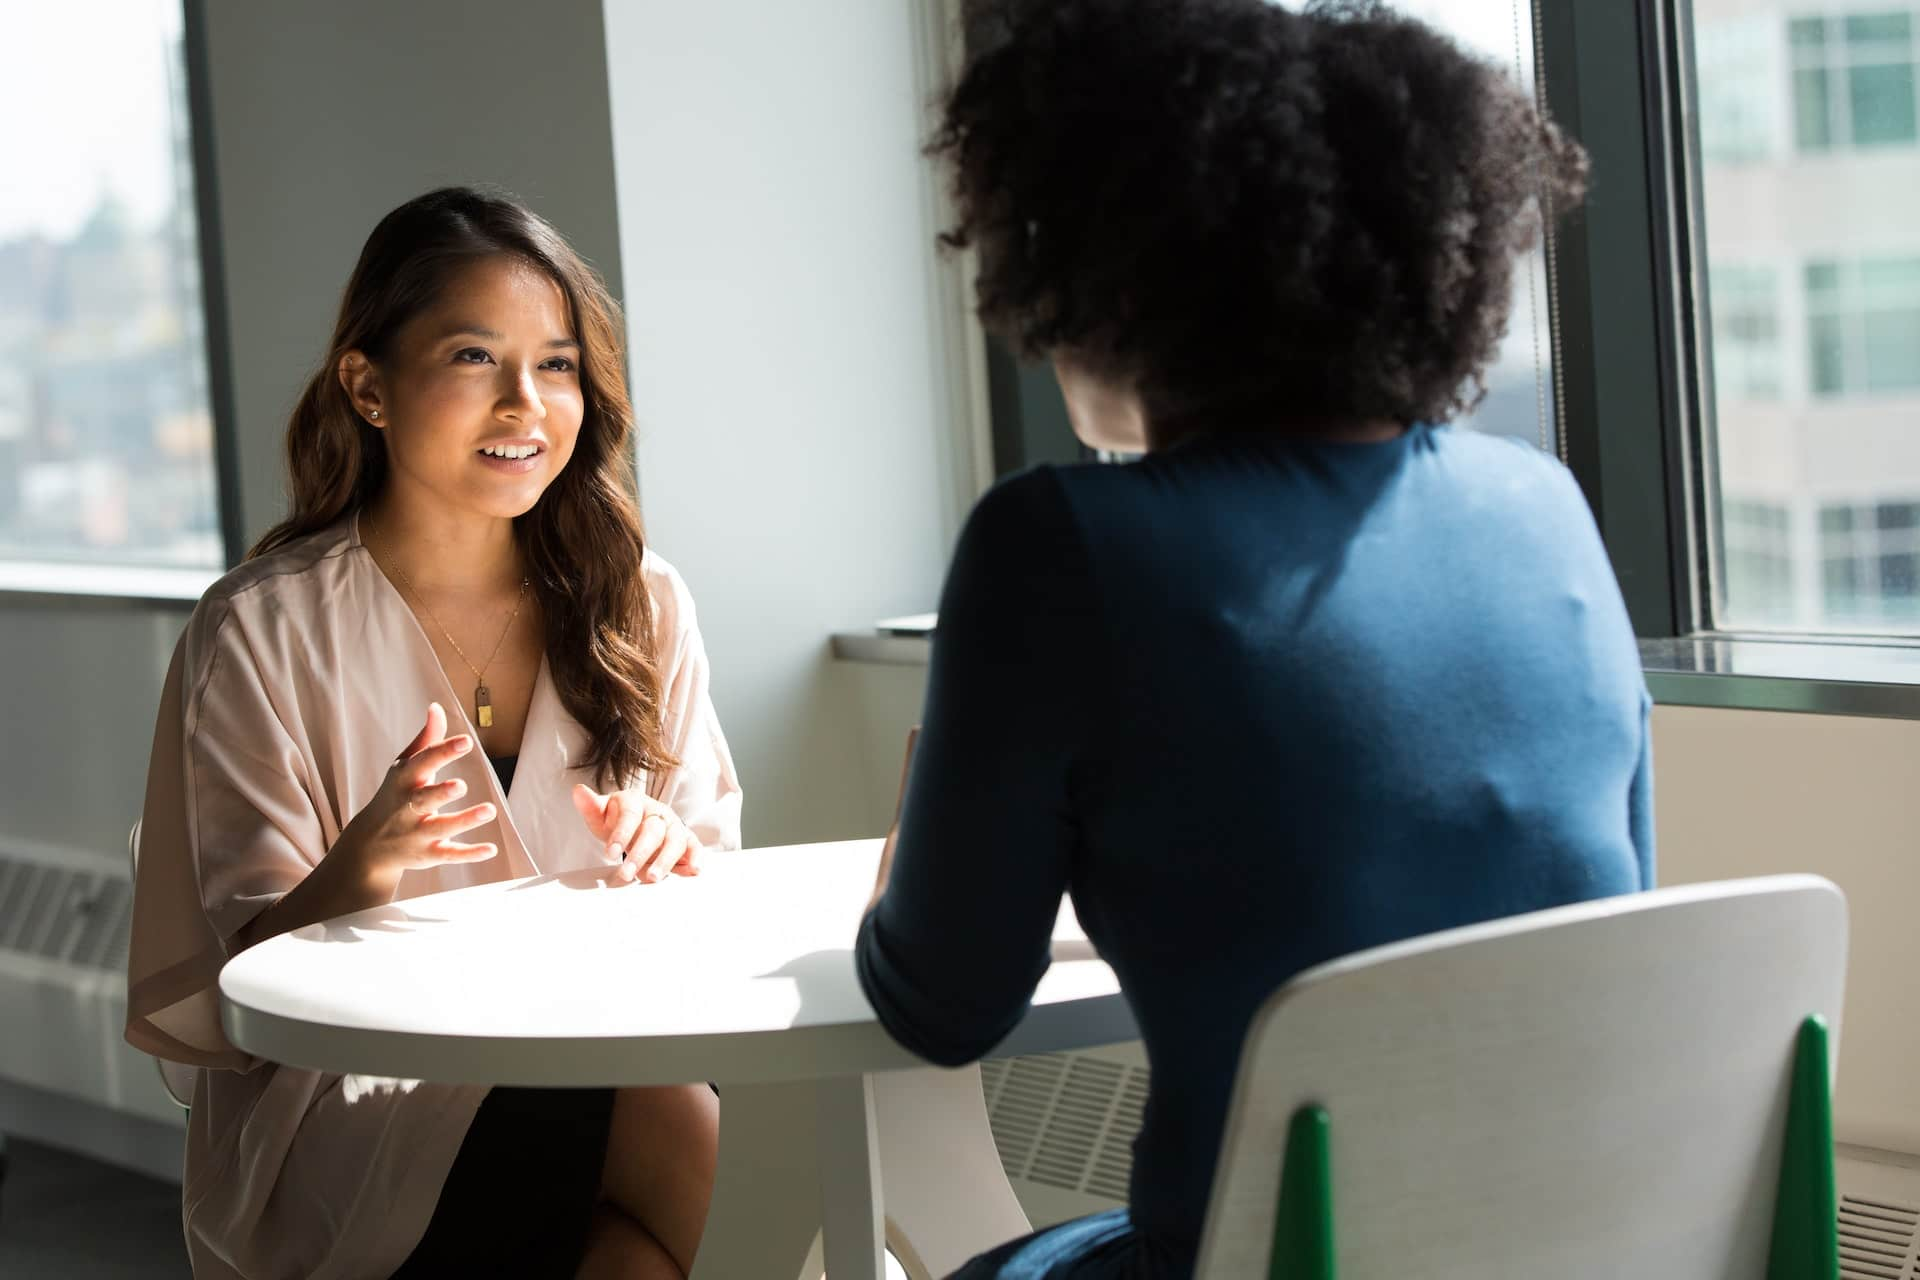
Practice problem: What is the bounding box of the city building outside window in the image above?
[0,1,223,576]
[1693,2,1920,633]
[1722,498,1797,622]
[1791,11,1919,151]
[1819,499,1920,623]
[1805,256,1920,395]
[1700,15,1786,163]
[1710,264,1785,401]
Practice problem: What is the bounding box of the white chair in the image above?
[128,821,196,1111]
[1194,875,1846,1279]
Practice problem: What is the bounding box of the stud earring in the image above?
[369,410,381,421]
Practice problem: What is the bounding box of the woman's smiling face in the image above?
[344,253,585,521]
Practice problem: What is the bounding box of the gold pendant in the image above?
[475,683,493,729]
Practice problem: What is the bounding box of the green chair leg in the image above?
[1767,1014,1838,1280]
[1265,1019,1831,1280]
[1271,1105,1335,1280]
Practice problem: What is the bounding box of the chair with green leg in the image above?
[1193,875,1846,1280]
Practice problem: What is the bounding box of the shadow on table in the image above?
[506,864,640,893]
[757,937,1103,1023]
[296,904,448,943]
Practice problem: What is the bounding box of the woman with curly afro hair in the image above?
[854,2,1651,1276]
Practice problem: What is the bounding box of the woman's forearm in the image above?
[235,831,403,951]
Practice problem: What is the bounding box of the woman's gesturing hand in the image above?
[238,703,497,950]
[337,702,499,885]
[571,783,699,884]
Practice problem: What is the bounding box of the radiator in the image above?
[980,1041,1146,1227]
[1838,1148,1920,1280]
[0,837,184,1131]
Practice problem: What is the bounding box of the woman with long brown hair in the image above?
[126,187,740,1279]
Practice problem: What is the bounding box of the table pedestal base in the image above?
[690,1064,1033,1280]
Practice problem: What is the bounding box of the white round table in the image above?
[219,839,1136,1280]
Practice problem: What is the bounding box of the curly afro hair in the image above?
[932,0,1590,436]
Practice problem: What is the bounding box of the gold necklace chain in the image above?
[364,516,529,729]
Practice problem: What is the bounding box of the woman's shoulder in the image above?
[639,546,703,641]
[943,466,1100,610]
[200,521,357,610]
[1421,424,1580,489]
[1422,427,1598,529]
[180,521,359,654]
[961,464,1083,539]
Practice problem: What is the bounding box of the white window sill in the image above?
[0,560,221,608]
[831,632,934,666]
[1640,635,1920,720]
[830,614,934,666]
[833,622,1920,721]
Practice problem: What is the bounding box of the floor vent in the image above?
[1840,1194,1920,1280]
[0,851,130,971]
[979,1051,1149,1201]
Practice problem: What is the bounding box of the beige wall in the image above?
[1653,704,1920,1155]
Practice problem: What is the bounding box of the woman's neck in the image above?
[361,491,524,595]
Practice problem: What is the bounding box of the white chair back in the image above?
[1194,875,1847,1279]
[128,821,196,1111]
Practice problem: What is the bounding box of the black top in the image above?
[488,754,518,796]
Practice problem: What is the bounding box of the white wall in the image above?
[603,2,975,846]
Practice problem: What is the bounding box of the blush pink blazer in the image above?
[125,516,742,1279]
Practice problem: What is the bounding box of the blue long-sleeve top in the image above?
[855,424,1653,1276]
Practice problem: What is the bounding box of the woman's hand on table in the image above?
[571,784,699,884]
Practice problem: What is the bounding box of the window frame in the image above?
[1539,0,1707,641]
[1550,0,1920,715]
[0,0,244,607]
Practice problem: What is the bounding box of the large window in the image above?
[1693,3,1920,633]
[0,0,223,574]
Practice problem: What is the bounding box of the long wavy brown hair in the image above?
[250,186,675,788]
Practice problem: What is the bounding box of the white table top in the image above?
[219,839,1134,1086]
